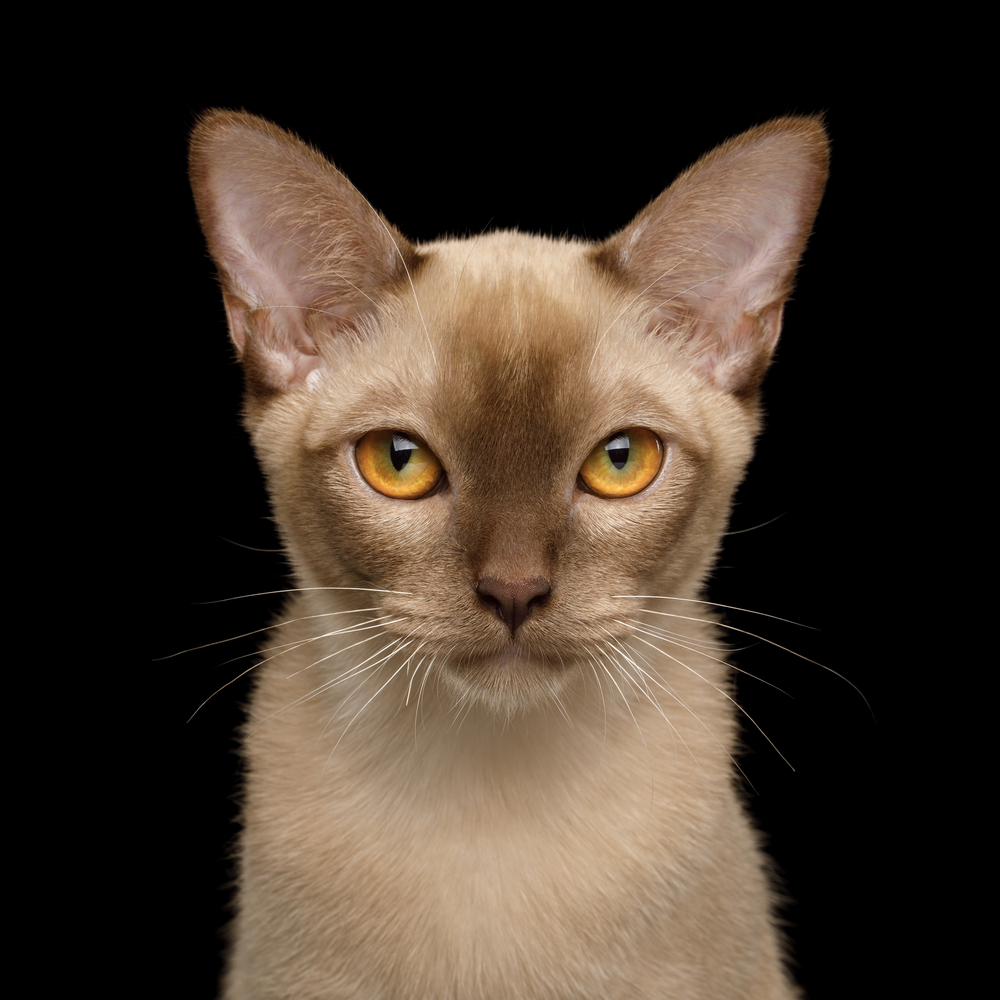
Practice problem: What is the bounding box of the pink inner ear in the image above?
[224,292,325,391]
[190,110,417,397]
[604,119,827,397]
[222,293,252,353]
[686,303,784,394]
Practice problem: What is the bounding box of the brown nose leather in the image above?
[476,576,551,636]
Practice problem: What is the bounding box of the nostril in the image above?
[476,588,504,619]
[476,576,551,636]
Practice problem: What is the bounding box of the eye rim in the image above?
[578,427,663,499]
[355,429,445,500]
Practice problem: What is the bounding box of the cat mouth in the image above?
[491,642,542,666]
[462,637,571,677]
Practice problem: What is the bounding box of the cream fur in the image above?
[189,111,828,999]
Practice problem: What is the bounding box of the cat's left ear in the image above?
[595,117,829,396]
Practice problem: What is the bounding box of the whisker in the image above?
[582,659,610,757]
[197,586,412,605]
[322,640,418,758]
[614,594,817,630]
[597,634,696,772]
[589,642,659,817]
[287,629,412,689]
[217,614,397,669]
[346,188,437,371]
[723,513,788,536]
[605,629,756,788]
[588,646,649,758]
[415,652,439,733]
[187,617,405,723]
[164,607,383,659]
[282,618,410,678]
[255,634,413,734]
[626,630,794,772]
[450,225,490,314]
[620,621,734,653]
[618,619,790,699]
[622,607,871,717]
[215,536,284,553]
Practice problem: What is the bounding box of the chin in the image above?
[439,645,578,719]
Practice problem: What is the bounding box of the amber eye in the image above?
[579,428,662,498]
[356,430,444,499]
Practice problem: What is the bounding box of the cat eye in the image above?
[355,430,444,499]
[579,428,663,498]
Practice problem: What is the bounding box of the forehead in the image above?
[425,246,602,437]
[412,237,671,483]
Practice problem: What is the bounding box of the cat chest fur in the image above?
[233,605,769,998]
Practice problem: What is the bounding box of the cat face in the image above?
[234,236,753,714]
[189,111,828,716]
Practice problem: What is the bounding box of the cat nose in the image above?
[476,576,551,636]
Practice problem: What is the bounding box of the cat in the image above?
[188,109,829,999]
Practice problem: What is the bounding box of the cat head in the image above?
[189,112,828,715]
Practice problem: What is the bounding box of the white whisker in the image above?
[613,593,817,629]
[414,652,439,736]
[291,630,412,690]
[198,586,413,604]
[186,617,396,721]
[348,188,438,371]
[404,649,428,706]
[255,635,413,736]
[598,634,696,771]
[607,629,756,787]
[624,606,871,716]
[626,630,794,772]
[618,619,790,699]
[321,641,418,763]
[587,646,649,758]
[166,607,383,659]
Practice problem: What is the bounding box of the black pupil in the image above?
[606,433,630,470]
[390,433,416,472]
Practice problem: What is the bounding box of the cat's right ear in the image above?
[188,110,416,396]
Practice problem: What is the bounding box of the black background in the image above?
[157,91,896,998]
